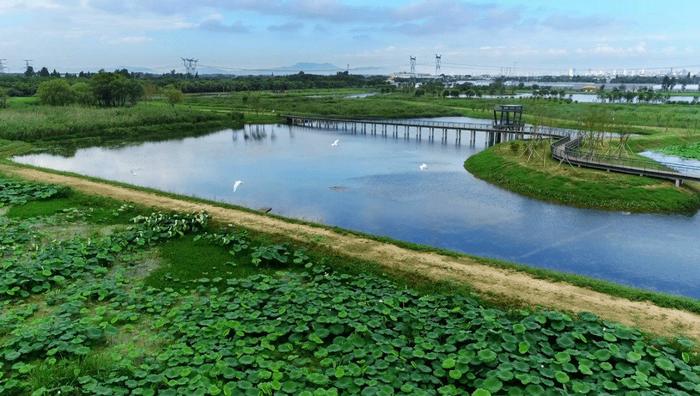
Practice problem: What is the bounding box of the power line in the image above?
[181,58,199,75]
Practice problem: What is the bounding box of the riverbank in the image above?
[2,162,700,341]
[658,141,700,160]
[465,140,700,214]
[0,99,244,152]
[2,172,699,394]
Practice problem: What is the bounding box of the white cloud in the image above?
[107,36,153,44]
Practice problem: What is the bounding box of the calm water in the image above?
[473,93,696,104]
[14,118,700,298]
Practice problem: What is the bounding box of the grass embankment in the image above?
[4,163,700,334]
[465,141,700,214]
[0,98,243,152]
[184,90,460,121]
[2,173,700,394]
[658,142,700,160]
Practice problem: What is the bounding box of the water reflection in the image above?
[13,118,700,298]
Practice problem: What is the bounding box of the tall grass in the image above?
[185,91,460,119]
[0,102,239,142]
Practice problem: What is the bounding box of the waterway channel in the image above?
[14,117,700,298]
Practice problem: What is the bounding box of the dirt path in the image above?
[3,163,700,341]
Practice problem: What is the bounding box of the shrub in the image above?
[71,82,94,106]
[0,87,8,109]
[37,79,75,106]
[164,87,184,107]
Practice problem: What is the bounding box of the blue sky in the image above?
[1,0,699,74]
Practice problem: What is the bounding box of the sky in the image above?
[1,0,699,75]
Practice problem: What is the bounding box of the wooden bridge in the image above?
[552,136,700,186]
[285,114,700,185]
[284,114,592,145]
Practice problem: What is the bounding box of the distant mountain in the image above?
[279,63,342,72]
[64,62,383,76]
[114,66,160,74]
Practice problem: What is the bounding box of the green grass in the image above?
[5,187,146,224]
[465,141,700,214]
[147,235,264,289]
[0,101,242,144]
[658,141,700,160]
[184,90,459,120]
[8,162,700,316]
[3,182,699,394]
[27,353,117,392]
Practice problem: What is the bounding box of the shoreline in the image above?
[2,161,700,342]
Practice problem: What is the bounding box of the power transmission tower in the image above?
[435,54,442,76]
[0,59,6,74]
[409,56,416,76]
[24,59,33,68]
[181,58,199,76]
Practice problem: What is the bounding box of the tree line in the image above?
[0,68,392,97]
[34,72,146,107]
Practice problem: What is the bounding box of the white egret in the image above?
[233,180,243,192]
[331,139,339,147]
[419,163,428,171]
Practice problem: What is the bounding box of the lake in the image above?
[14,117,700,298]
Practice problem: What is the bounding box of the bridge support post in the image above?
[675,179,683,187]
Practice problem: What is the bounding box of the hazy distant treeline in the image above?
[0,69,393,97]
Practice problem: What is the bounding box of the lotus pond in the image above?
[1,176,699,395]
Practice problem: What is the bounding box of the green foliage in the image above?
[185,90,458,119]
[0,176,66,205]
[90,71,144,107]
[465,142,700,214]
[163,87,184,107]
[1,178,699,395]
[36,79,75,106]
[0,102,239,144]
[6,190,143,224]
[659,142,700,160]
[0,87,8,109]
[71,81,94,106]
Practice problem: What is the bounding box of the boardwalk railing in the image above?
[285,114,700,184]
[552,136,700,185]
[284,114,587,138]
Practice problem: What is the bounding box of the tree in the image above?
[38,67,50,77]
[24,66,35,77]
[0,88,8,109]
[51,69,60,78]
[71,82,94,105]
[90,72,144,106]
[164,87,184,107]
[37,79,74,105]
[143,81,158,101]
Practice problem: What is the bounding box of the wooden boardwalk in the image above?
[285,114,700,184]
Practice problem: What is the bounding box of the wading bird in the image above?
[419,163,428,171]
[233,180,243,192]
[331,139,339,147]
